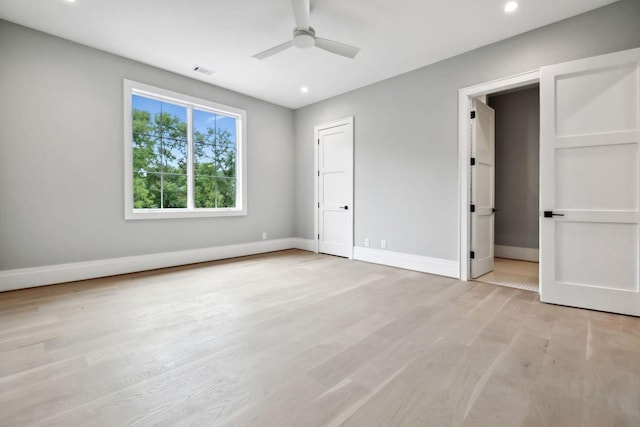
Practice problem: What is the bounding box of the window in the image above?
[123,80,246,219]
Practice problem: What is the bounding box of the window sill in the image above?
[125,208,246,220]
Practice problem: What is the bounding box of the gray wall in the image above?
[489,87,540,250]
[0,20,295,270]
[2,0,640,272]
[294,0,640,261]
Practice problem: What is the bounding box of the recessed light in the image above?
[300,86,309,94]
[504,1,518,13]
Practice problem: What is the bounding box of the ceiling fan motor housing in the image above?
[293,27,316,48]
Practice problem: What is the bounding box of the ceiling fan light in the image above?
[293,33,315,49]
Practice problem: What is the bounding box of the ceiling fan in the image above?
[253,0,360,60]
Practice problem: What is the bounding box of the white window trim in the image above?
[123,79,247,220]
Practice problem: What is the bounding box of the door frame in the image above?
[314,116,354,259]
[458,71,540,281]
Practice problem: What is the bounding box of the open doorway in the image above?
[458,71,540,287]
[461,49,640,316]
[473,86,540,292]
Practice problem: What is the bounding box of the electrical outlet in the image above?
[262,232,267,240]
[364,238,370,247]
[381,240,387,249]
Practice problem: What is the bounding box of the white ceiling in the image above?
[0,0,619,109]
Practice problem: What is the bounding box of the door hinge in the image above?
[317,139,320,145]
[317,170,320,177]
[318,233,320,239]
[317,202,320,208]
[470,157,476,166]
[470,204,475,213]
[470,111,476,119]
[470,251,475,259]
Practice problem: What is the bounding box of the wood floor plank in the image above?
[0,249,639,426]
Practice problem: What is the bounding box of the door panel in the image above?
[470,99,495,278]
[555,222,638,292]
[475,215,493,258]
[322,134,349,170]
[475,163,492,206]
[322,171,349,206]
[555,63,638,136]
[317,120,353,258]
[555,143,639,211]
[540,47,640,316]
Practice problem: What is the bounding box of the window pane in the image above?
[193,145,235,178]
[133,94,188,204]
[193,109,237,148]
[162,174,187,208]
[194,159,215,178]
[194,176,216,208]
[193,177,236,208]
[133,134,162,174]
[193,109,216,145]
[132,95,161,137]
[193,109,237,183]
[133,171,161,209]
[160,138,187,174]
[216,177,236,208]
[216,147,236,177]
[132,94,187,140]
[216,115,237,144]
[158,102,187,140]
[215,125,236,149]
[194,141,214,175]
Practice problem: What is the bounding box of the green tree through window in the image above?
[131,94,238,210]
[193,109,237,208]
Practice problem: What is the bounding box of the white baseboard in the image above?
[0,238,302,293]
[293,238,315,252]
[0,239,455,293]
[353,247,459,279]
[495,245,539,262]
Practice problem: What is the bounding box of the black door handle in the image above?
[492,208,498,213]
[543,211,564,218]
[339,206,348,210]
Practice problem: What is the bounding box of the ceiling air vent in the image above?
[192,66,214,76]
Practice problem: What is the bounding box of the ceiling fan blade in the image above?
[252,40,294,60]
[315,38,360,59]
[291,0,310,30]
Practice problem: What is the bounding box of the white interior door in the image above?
[471,99,496,278]
[317,119,353,258]
[540,47,640,316]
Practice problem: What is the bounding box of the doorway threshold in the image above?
[474,258,538,292]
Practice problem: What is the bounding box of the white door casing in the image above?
[540,47,640,316]
[315,117,354,258]
[458,71,541,281]
[471,99,496,278]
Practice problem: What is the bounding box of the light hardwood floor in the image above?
[1,250,639,426]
